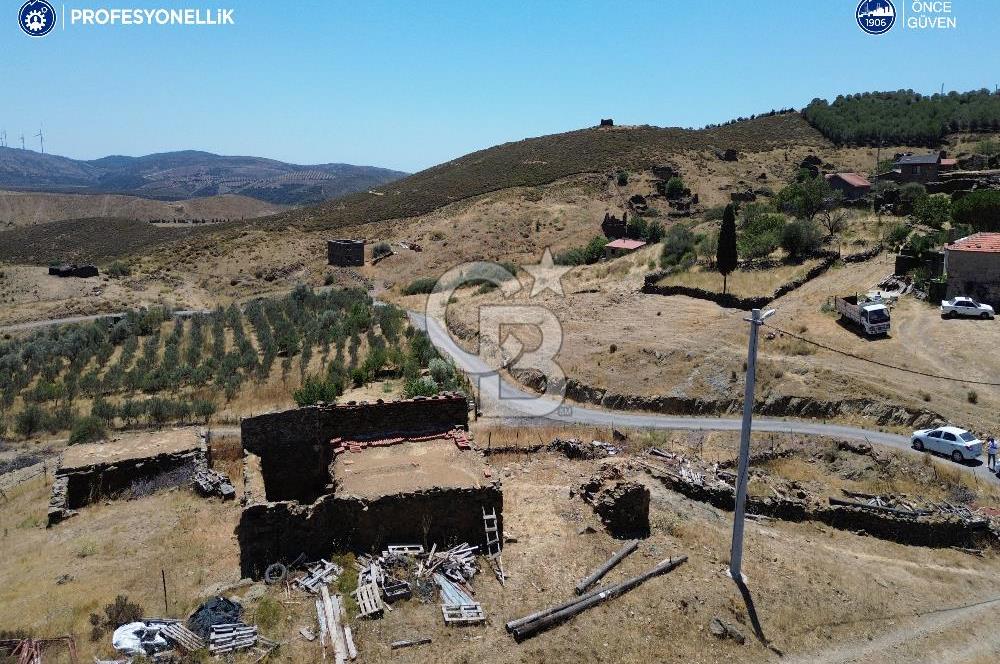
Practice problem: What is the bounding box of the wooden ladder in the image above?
[482,506,506,585]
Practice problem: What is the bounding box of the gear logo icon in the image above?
[18,0,56,37]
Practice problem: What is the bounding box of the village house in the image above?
[604,238,646,259]
[886,151,957,184]
[944,232,1000,306]
[824,172,871,200]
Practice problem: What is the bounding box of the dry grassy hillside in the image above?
[0,190,286,229]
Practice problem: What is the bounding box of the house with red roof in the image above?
[945,232,1000,305]
[604,238,646,259]
[824,172,871,200]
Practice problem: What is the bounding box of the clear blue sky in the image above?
[4,0,999,172]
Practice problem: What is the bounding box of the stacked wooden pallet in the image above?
[433,573,485,625]
[208,623,257,654]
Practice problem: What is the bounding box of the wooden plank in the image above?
[321,585,347,664]
[391,637,432,650]
[574,539,640,595]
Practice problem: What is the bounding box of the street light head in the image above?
[761,308,776,321]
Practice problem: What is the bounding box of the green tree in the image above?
[660,224,695,268]
[716,204,738,294]
[193,399,217,423]
[15,404,44,438]
[69,416,107,445]
[665,176,685,199]
[781,219,823,259]
[293,375,342,406]
[952,190,1000,232]
[913,194,951,229]
[738,213,786,259]
[775,176,833,220]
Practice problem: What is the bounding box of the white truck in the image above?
[835,295,890,336]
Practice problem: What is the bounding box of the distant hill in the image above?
[803,89,1000,146]
[0,147,407,205]
[0,190,285,228]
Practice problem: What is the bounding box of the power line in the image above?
[763,322,1000,387]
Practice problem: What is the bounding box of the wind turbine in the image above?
[35,127,44,153]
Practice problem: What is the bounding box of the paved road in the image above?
[411,311,997,482]
[0,309,211,333]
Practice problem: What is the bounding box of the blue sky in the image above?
[3,0,999,172]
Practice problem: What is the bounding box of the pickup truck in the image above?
[835,295,890,336]
[941,297,995,319]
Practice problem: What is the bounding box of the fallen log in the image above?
[509,556,688,642]
[574,539,639,595]
[828,497,928,517]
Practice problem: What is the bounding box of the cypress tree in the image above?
[717,204,738,295]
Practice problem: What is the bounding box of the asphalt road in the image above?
[412,311,998,482]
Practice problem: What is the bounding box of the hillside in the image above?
[804,89,1000,146]
[0,190,285,228]
[0,147,407,205]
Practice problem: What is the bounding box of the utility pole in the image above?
[728,307,774,584]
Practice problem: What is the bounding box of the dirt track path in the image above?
[782,596,1000,664]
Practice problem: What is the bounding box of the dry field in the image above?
[2,426,999,663]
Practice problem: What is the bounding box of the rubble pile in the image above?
[549,438,621,460]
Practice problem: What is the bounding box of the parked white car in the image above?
[941,297,995,319]
[911,426,983,462]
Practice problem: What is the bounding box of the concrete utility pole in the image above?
[728,307,774,584]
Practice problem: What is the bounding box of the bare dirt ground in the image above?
[2,426,999,663]
[61,426,201,468]
[334,438,486,497]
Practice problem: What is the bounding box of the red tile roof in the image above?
[606,238,646,250]
[948,233,1000,253]
[825,172,871,188]
[940,158,958,166]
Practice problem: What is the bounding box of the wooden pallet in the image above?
[442,603,486,624]
[387,544,424,555]
[160,622,205,652]
[354,582,384,618]
[295,559,343,593]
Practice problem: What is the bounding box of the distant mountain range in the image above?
[0,147,407,205]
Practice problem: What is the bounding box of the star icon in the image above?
[522,247,571,297]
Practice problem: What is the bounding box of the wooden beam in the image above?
[574,539,639,595]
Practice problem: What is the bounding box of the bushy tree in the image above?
[781,219,823,259]
[665,176,685,199]
[660,224,696,268]
[952,190,1000,232]
[913,194,951,229]
[716,204,738,293]
[775,176,833,220]
[15,404,44,438]
[69,416,107,445]
[738,213,786,259]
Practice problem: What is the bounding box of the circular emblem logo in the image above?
[19,0,56,37]
[856,0,896,35]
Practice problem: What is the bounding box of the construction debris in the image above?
[434,573,485,625]
[192,467,236,499]
[319,585,357,663]
[709,617,746,645]
[294,559,343,594]
[353,581,385,618]
[111,621,171,657]
[159,621,206,652]
[549,438,621,460]
[0,636,79,664]
[574,539,640,595]
[507,556,688,642]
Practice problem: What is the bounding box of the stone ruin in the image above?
[599,118,614,127]
[48,264,99,278]
[237,394,503,578]
[48,428,207,525]
[575,463,650,538]
[601,212,627,239]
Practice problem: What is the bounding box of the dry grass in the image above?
[656,259,825,298]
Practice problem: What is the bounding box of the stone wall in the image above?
[946,249,1000,307]
[241,394,469,503]
[238,485,502,578]
[49,446,204,525]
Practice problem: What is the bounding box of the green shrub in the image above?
[404,376,439,398]
[372,242,392,259]
[913,194,950,229]
[403,277,438,295]
[886,223,911,246]
[106,261,131,278]
[69,416,107,445]
[781,219,823,259]
[665,176,685,199]
[616,170,628,186]
[660,224,696,268]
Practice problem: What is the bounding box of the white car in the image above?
[941,297,995,319]
[911,426,983,462]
